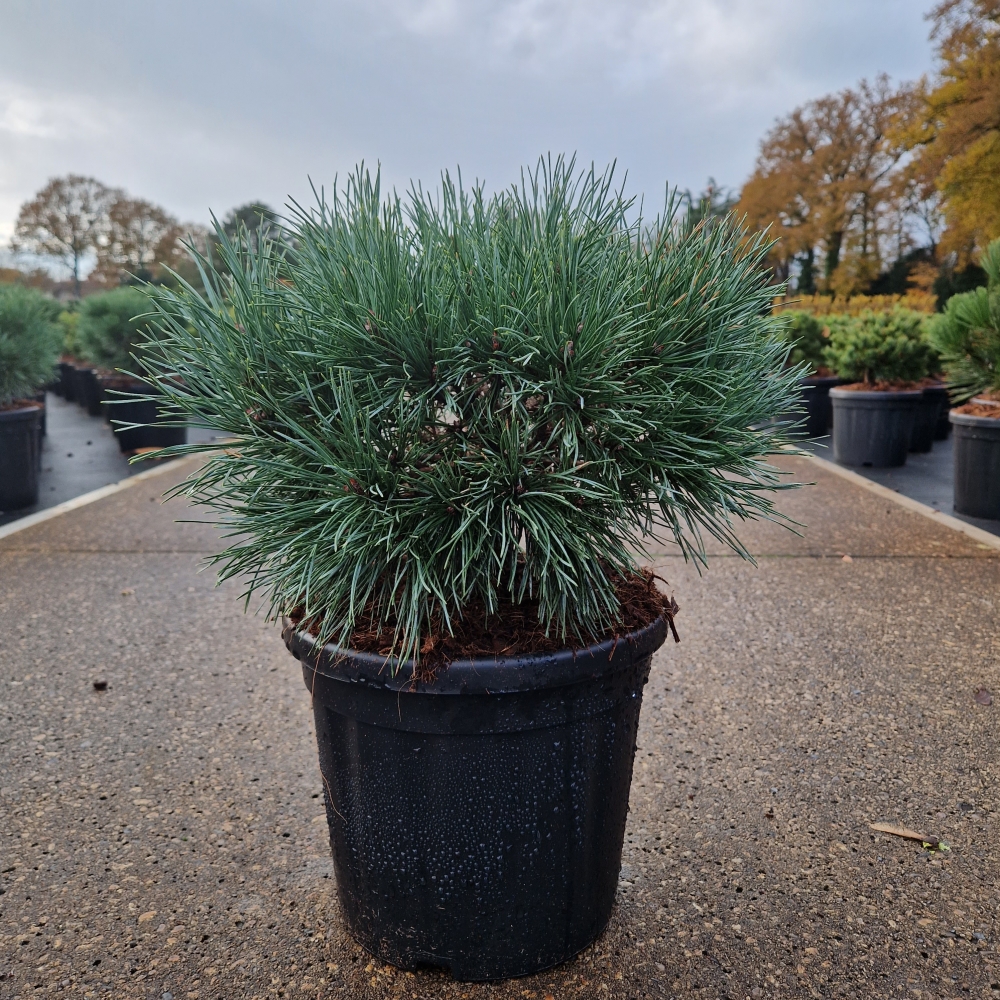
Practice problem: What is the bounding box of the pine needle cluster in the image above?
[929,238,1000,402]
[824,309,935,385]
[136,159,802,663]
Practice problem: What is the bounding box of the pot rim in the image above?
[949,410,1000,429]
[0,401,44,421]
[829,387,923,401]
[283,613,669,695]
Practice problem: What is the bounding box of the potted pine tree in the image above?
[76,287,187,452]
[0,285,61,511]
[826,309,935,467]
[139,161,802,981]
[930,238,1000,520]
[775,310,840,436]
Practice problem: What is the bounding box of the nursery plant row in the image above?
[0,285,185,513]
[779,254,1000,522]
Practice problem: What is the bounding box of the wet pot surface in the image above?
[0,405,42,511]
[284,617,667,982]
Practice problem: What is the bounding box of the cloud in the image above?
[0,0,935,247]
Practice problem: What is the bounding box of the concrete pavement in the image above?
[1,455,998,999]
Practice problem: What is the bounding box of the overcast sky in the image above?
[1,0,936,267]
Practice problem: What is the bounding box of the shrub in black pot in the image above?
[774,310,840,436]
[826,309,935,467]
[77,287,187,451]
[0,285,61,510]
[141,160,802,981]
[930,238,1000,518]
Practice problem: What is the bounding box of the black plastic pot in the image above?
[800,375,842,437]
[924,384,952,441]
[284,615,668,982]
[0,404,42,511]
[830,387,922,467]
[75,368,103,417]
[909,385,947,453]
[58,361,77,402]
[33,391,46,437]
[107,387,187,453]
[950,411,1000,519]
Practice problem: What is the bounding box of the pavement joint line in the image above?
[800,450,1000,553]
[0,456,194,542]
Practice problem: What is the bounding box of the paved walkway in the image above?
[804,434,1000,539]
[1,456,998,999]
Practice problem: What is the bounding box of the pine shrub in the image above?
[77,286,154,373]
[137,161,803,663]
[824,309,935,385]
[928,239,1000,402]
[776,311,828,372]
[0,284,61,406]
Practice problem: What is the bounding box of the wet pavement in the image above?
[0,393,219,529]
[1,455,998,999]
[805,433,1000,538]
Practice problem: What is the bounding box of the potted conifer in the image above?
[775,310,840,436]
[827,309,935,467]
[930,238,1000,519]
[138,161,802,981]
[76,287,187,452]
[0,285,61,511]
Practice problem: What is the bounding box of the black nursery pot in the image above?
[75,368,104,417]
[284,616,669,982]
[830,387,922,468]
[909,384,948,453]
[0,404,42,511]
[950,411,1000,520]
[800,375,842,437]
[107,385,187,453]
[58,361,77,402]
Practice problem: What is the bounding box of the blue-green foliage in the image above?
[136,159,804,663]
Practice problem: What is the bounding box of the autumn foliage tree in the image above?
[12,176,117,296]
[97,197,184,283]
[910,0,1000,259]
[737,77,918,295]
[739,2,1000,296]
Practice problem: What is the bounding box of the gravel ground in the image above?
[1,456,998,1000]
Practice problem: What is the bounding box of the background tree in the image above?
[736,77,917,295]
[909,0,1000,259]
[222,202,281,252]
[11,176,118,296]
[98,197,183,284]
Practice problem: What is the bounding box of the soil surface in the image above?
[1,455,998,1000]
[953,402,1000,418]
[290,569,679,668]
[837,381,924,392]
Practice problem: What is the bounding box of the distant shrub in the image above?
[775,311,828,372]
[0,285,62,406]
[58,309,79,356]
[824,309,935,385]
[928,239,1000,403]
[76,287,152,372]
